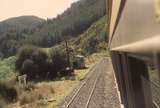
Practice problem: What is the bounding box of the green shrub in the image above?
[16,45,68,80]
[49,46,68,78]
[71,54,86,69]
[0,56,16,81]
[16,45,38,70]
[16,45,50,80]
[21,59,35,79]
[31,49,50,79]
[72,60,79,69]
[0,82,17,103]
[82,36,99,55]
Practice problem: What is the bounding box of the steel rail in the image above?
[64,60,105,108]
[84,68,102,108]
[64,78,91,108]
[64,62,101,108]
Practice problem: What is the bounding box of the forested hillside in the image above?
[0,16,44,57]
[72,16,107,55]
[0,15,107,83]
[0,0,106,58]
[0,16,44,33]
[0,0,108,107]
[56,16,108,55]
[31,0,106,47]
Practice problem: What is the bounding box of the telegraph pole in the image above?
[65,39,71,69]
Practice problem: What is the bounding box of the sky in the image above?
[0,0,78,21]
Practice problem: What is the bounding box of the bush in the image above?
[21,59,35,79]
[16,45,49,80]
[16,45,38,71]
[16,45,69,80]
[31,49,50,79]
[49,47,68,78]
[72,57,85,69]
[0,82,17,103]
[0,56,17,81]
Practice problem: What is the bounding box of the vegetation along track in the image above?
[60,58,109,108]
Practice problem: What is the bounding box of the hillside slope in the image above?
[2,16,43,27]
[68,16,108,55]
[31,0,106,47]
[0,16,107,82]
[0,0,106,58]
[0,16,44,34]
[50,16,107,58]
[0,0,106,57]
[0,16,108,108]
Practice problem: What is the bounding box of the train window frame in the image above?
[127,53,160,108]
[111,51,160,108]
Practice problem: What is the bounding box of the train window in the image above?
[147,58,160,107]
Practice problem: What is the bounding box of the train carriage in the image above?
[108,0,160,108]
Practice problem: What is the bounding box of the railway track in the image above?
[87,60,106,108]
[60,59,106,108]
[60,58,121,108]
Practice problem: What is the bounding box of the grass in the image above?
[0,14,109,107]
[46,52,108,108]
[0,50,109,108]
[6,52,107,108]
[8,65,90,108]
[40,63,91,108]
